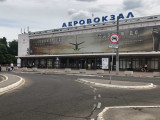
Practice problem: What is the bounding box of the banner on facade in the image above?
[17,58,21,67]
[30,25,160,55]
[102,58,109,69]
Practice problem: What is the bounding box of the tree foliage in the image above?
[0,37,18,64]
[0,37,7,47]
[8,40,18,56]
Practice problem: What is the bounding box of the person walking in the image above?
[10,63,14,71]
[6,65,8,71]
[144,64,147,72]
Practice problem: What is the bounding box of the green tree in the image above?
[0,37,18,64]
[0,43,8,64]
[0,37,7,47]
[6,54,16,63]
[8,40,18,56]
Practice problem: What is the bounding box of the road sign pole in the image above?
[116,16,119,75]
[111,49,113,72]
[109,48,114,84]
[109,28,119,76]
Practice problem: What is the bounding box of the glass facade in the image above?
[120,58,131,70]
[40,59,46,68]
[47,59,53,68]
[21,56,160,71]
[147,58,159,70]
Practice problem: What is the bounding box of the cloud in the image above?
[68,9,77,16]
[0,0,6,2]
[76,0,97,2]
[122,0,160,17]
[68,9,91,20]
[123,0,142,10]
[1,0,160,42]
[0,26,20,41]
[89,6,107,13]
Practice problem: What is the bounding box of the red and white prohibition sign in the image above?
[110,34,119,43]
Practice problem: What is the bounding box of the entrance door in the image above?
[87,59,95,69]
[79,59,85,69]
[47,59,53,68]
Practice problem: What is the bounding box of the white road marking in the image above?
[0,75,8,83]
[84,82,90,85]
[93,88,97,93]
[97,102,102,109]
[90,86,94,89]
[93,104,97,110]
[98,94,101,98]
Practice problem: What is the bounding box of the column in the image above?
[67,58,69,68]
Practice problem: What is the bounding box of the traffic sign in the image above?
[56,57,59,61]
[109,44,118,48]
[110,34,119,43]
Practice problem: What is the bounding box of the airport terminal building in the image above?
[17,15,160,71]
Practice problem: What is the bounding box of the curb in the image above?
[78,79,155,89]
[13,69,156,78]
[0,75,24,94]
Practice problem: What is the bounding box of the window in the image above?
[121,32,124,36]
[147,58,159,70]
[120,58,132,70]
[130,31,133,35]
[47,59,53,68]
[135,30,138,35]
[40,59,46,68]
[96,58,102,69]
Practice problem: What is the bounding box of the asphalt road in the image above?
[0,75,3,82]
[0,73,97,120]
[0,72,160,120]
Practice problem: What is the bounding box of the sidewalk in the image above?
[98,106,160,120]
[11,67,155,78]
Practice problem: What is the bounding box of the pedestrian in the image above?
[144,64,147,72]
[6,65,8,71]
[32,62,35,67]
[141,65,145,72]
[10,63,14,71]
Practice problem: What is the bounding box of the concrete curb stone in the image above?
[0,74,24,94]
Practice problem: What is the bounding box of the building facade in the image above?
[17,15,160,71]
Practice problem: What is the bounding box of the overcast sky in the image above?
[0,0,160,41]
